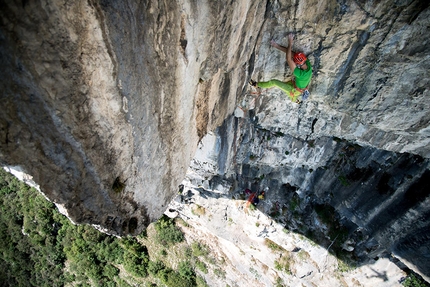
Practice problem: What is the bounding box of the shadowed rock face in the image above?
[0,0,429,245]
[0,0,266,235]
[180,114,430,281]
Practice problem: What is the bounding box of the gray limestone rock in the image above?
[0,0,429,255]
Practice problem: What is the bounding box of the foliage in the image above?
[338,175,350,186]
[0,168,67,286]
[314,203,350,253]
[164,270,195,287]
[402,273,430,287]
[0,169,212,287]
[274,252,293,275]
[112,177,126,193]
[195,259,208,274]
[264,238,285,252]
[0,168,140,286]
[148,260,166,276]
[178,261,195,281]
[154,215,184,244]
[337,258,353,273]
[249,267,261,279]
[213,268,226,278]
[275,276,284,287]
[147,259,197,287]
[196,275,210,287]
[307,140,315,148]
[297,250,310,261]
[184,246,193,259]
[119,237,149,277]
[289,196,300,211]
[192,204,206,217]
[191,241,209,257]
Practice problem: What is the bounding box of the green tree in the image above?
[0,169,135,286]
[154,215,184,244]
[402,273,430,287]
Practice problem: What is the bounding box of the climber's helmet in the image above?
[293,52,307,66]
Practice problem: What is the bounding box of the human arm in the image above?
[286,34,296,72]
[270,39,288,53]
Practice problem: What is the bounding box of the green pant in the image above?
[257,79,301,102]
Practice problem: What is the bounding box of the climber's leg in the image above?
[257,79,291,91]
[257,79,301,102]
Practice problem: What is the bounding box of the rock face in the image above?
[253,0,430,157]
[0,0,265,234]
[168,166,408,287]
[177,113,430,282]
[0,0,429,254]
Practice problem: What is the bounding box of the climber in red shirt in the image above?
[250,34,312,103]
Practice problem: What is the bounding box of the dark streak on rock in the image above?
[329,29,371,98]
[311,118,318,134]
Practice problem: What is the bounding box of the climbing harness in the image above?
[293,79,310,102]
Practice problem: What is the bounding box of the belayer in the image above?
[250,33,312,103]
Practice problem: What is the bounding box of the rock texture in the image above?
[252,0,430,157]
[0,0,429,250]
[0,0,265,235]
[175,112,430,281]
[168,171,407,287]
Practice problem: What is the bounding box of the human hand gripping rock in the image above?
[288,33,294,46]
[270,39,278,48]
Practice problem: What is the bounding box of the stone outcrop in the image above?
[252,0,430,157]
[0,0,265,235]
[168,164,408,287]
[179,112,430,281]
[0,0,428,260]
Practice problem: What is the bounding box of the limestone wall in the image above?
[0,0,428,238]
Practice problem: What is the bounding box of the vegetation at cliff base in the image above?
[0,168,207,287]
[402,273,430,287]
[3,167,427,287]
[154,215,185,244]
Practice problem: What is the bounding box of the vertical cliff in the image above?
[0,0,265,235]
[0,0,428,260]
[182,114,430,281]
[252,0,429,157]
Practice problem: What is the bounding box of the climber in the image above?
[258,191,265,200]
[246,192,255,208]
[250,34,312,103]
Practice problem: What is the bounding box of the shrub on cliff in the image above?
[148,260,167,276]
[121,236,150,277]
[155,215,184,244]
[402,273,430,287]
[147,259,196,287]
[191,241,210,257]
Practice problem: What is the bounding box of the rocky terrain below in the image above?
[168,182,406,287]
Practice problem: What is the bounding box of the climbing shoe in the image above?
[249,79,257,87]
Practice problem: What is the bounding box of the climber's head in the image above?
[293,52,307,66]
